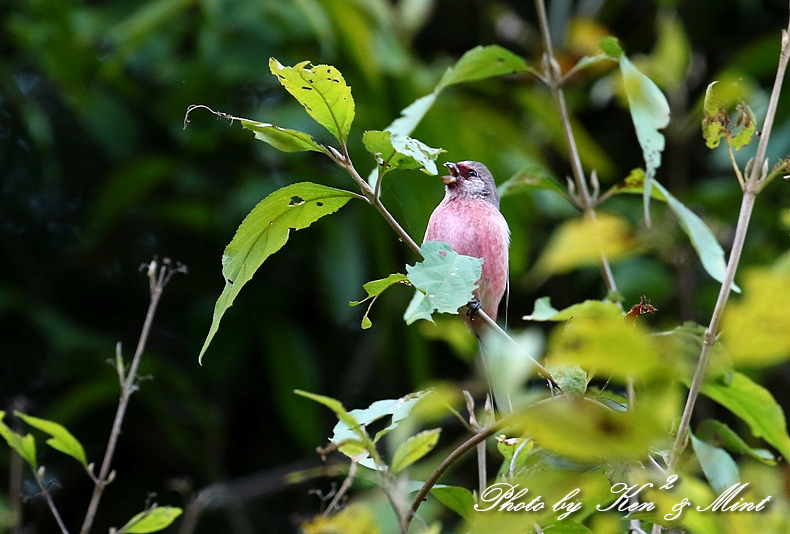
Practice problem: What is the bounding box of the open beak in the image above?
[441,162,459,185]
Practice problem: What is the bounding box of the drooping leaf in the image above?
[120,506,183,533]
[403,242,482,325]
[620,54,670,226]
[349,273,408,329]
[701,81,756,151]
[532,213,635,278]
[362,130,443,175]
[722,268,790,365]
[390,428,441,474]
[690,432,740,494]
[238,120,329,154]
[15,411,87,467]
[0,411,37,471]
[696,419,776,464]
[269,58,354,143]
[436,44,528,91]
[652,179,740,293]
[199,183,357,362]
[699,371,790,462]
[430,485,475,519]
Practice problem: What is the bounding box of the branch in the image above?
[79,258,186,534]
[664,8,790,478]
[36,468,69,534]
[403,424,501,532]
[534,0,622,304]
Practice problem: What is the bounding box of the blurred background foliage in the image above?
[3,0,790,531]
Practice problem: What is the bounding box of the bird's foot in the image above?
[466,298,481,317]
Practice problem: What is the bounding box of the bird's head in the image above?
[441,161,499,207]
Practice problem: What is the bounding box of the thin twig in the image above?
[36,468,69,534]
[533,0,622,304]
[79,258,186,534]
[664,6,790,481]
[404,424,501,532]
[323,461,358,517]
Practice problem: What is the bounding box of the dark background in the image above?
[3,0,790,531]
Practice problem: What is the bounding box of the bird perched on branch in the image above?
[424,161,510,336]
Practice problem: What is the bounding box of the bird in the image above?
[423,161,510,336]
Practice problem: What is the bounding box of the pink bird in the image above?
[423,161,510,335]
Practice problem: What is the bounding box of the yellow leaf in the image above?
[301,503,379,534]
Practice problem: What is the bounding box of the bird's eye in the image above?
[467,169,478,178]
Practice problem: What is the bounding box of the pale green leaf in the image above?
[482,329,543,413]
[523,298,620,322]
[269,58,354,143]
[403,242,482,325]
[0,411,36,471]
[696,419,776,464]
[120,506,183,533]
[437,44,527,90]
[541,522,594,534]
[430,485,474,519]
[620,54,670,225]
[387,92,439,138]
[15,412,87,467]
[690,432,739,494]
[330,390,432,445]
[652,180,740,293]
[390,428,441,474]
[238,120,329,154]
[699,371,790,462]
[349,273,408,330]
[522,296,560,321]
[199,183,356,362]
[362,130,443,175]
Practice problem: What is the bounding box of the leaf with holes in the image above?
[238,120,329,154]
[403,242,482,325]
[349,273,408,329]
[15,412,86,467]
[0,411,36,471]
[269,58,354,143]
[391,428,441,474]
[199,183,357,362]
[362,130,443,176]
[119,506,183,533]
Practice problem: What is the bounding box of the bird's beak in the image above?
[442,162,459,185]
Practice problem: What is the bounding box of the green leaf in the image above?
[403,242,483,325]
[600,168,666,201]
[511,397,665,462]
[690,432,739,494]
[119,506,183,533]
[294,390,378,462]
[362,130,443,175]
[620,54,670,225]
[429,485,474,519]
[14,412,87,467]
[699,371,790,462]
[199,183,356,362]
[482,329,543,413]
[523,298,620,322]
[495,435,533,478]
[387,92,439,138]
[722,268,790,364]
[349,273,408,330]
[728,103,757,150]
[696,419,776,464]
[541,521,594,534]
[652,180,740,293]
[238,120,329,154]
[0,411,37,471]
[599,36,624,57]
[269,58,354,143]
[390,428,441,474]
[497,166,572,203]
[436,44,528,90]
